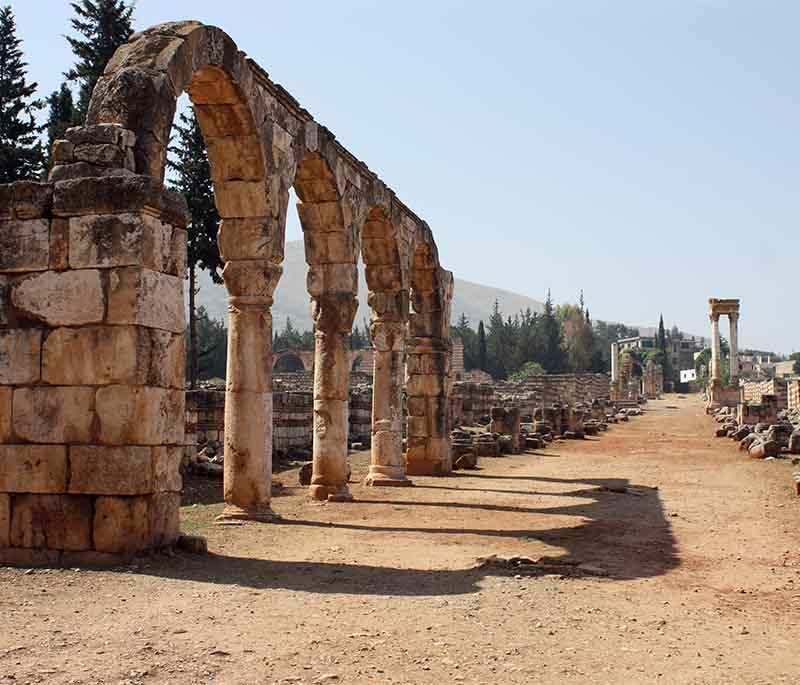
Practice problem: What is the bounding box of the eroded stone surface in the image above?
[0,219,50,272]
[11,270,104,326]
[0,445,67,493]
[69,446,153,495]
[10,494,93,551]
[13,387,94,444]
[106,267,185,333]
[0,329,42,385]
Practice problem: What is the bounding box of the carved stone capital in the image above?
[222,259,281,306]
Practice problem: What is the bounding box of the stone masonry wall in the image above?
[789,380,800,412]
[0,173,187,566]
[741,379,788,409]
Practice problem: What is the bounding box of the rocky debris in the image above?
[175,533,207,555]
[451,429,477,470]
[474,433,501,458]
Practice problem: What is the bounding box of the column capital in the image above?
[222,259,281,307]
[709,312,720,323]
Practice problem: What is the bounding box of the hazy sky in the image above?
[10,1,799,353]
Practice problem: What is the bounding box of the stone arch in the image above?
[0,18,456,566]
[273,351,307,373]
[81,22,286,521]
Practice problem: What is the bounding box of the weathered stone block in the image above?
[10,494,92,551]
[95,385,184,445]
[69,212,173,271]
[217,217,272,261]
[106,267,185,333]
[0,547,61,566]
[152,446,182,492]
[0,219,50,272]
[303,230,356,264]
[73,143,131,168]
[406,373,443,397]
[0,494,9,547]
[0,446,67,493]
[213,180,269,218]
[0,329,42,384]
[0,388,10,443]
[11,270,104,326]
[43,326,138,386]
[168,227,187,276]
[149,492,180,547]
[13,387,94,444]
[93,496,150,555]
[42,326,184,389]
[49,218,69,269]
[306,263,357,297]
[69,446,153,495]
[65,124,135,148]
[205,135,264,183]
[52,140,75,164]
[1,181,53,220]
[53,175,188,228]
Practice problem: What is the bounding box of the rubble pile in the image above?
[711,405,800,461]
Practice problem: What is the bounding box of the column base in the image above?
[215,504,280,523]
[364,465,413,487]
[308,483,353,502]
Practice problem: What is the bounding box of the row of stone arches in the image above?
[0,21,455,560]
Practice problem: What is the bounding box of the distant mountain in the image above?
[195,240,545,331]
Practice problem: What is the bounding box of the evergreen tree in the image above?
[477,320,488,372]
[193,306,227,381]
[657,314,667,351]
[542,290,566,372]
[0,6,44,182]
[44,82,75,171]
[66,0,134,118]
[167,109,223,389]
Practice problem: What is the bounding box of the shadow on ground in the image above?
[153,471,678,595]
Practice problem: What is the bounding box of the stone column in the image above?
[220,260,281,521]
[309,293,358,501]
[365,320,411,486]
[405,337,453,476]
[710,314,721,381]
[610,342,619,382]
[729,313,739,385]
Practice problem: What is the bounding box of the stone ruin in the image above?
[0,21,457,565]
[444,373,646,470]
[704,299,800,488]
[706,298,741,412]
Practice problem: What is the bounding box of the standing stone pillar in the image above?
[729,312,739,385]
[405,336,453,475]
[365,319,411,486]
[610,342,619,382]
[219,259,281,521]
[710,314,721,381]
[309,293,358,501]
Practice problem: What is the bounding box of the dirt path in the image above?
[2,394,800,684]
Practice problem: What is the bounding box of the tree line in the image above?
[453,291,641,379]
[0,1,134,183]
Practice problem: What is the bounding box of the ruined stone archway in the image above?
[0,20,454,565]
[273,351,309,373]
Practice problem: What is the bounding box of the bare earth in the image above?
[2,394,799,684]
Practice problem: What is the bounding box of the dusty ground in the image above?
[2,394,800,684]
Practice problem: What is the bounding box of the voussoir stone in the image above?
[11,270,104,326]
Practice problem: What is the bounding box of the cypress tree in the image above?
[0,6,44,182]
[167,109,223,387]
[477,320,488,373]
[542,289,566,372]
[66,0,134,118]
[44,83,75,171]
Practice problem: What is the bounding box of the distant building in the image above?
[618,334,705,377]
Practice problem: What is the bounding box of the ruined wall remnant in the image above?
[1,20,454,563]
[0,175,187,566]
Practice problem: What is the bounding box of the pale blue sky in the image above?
[10,1,799,353]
